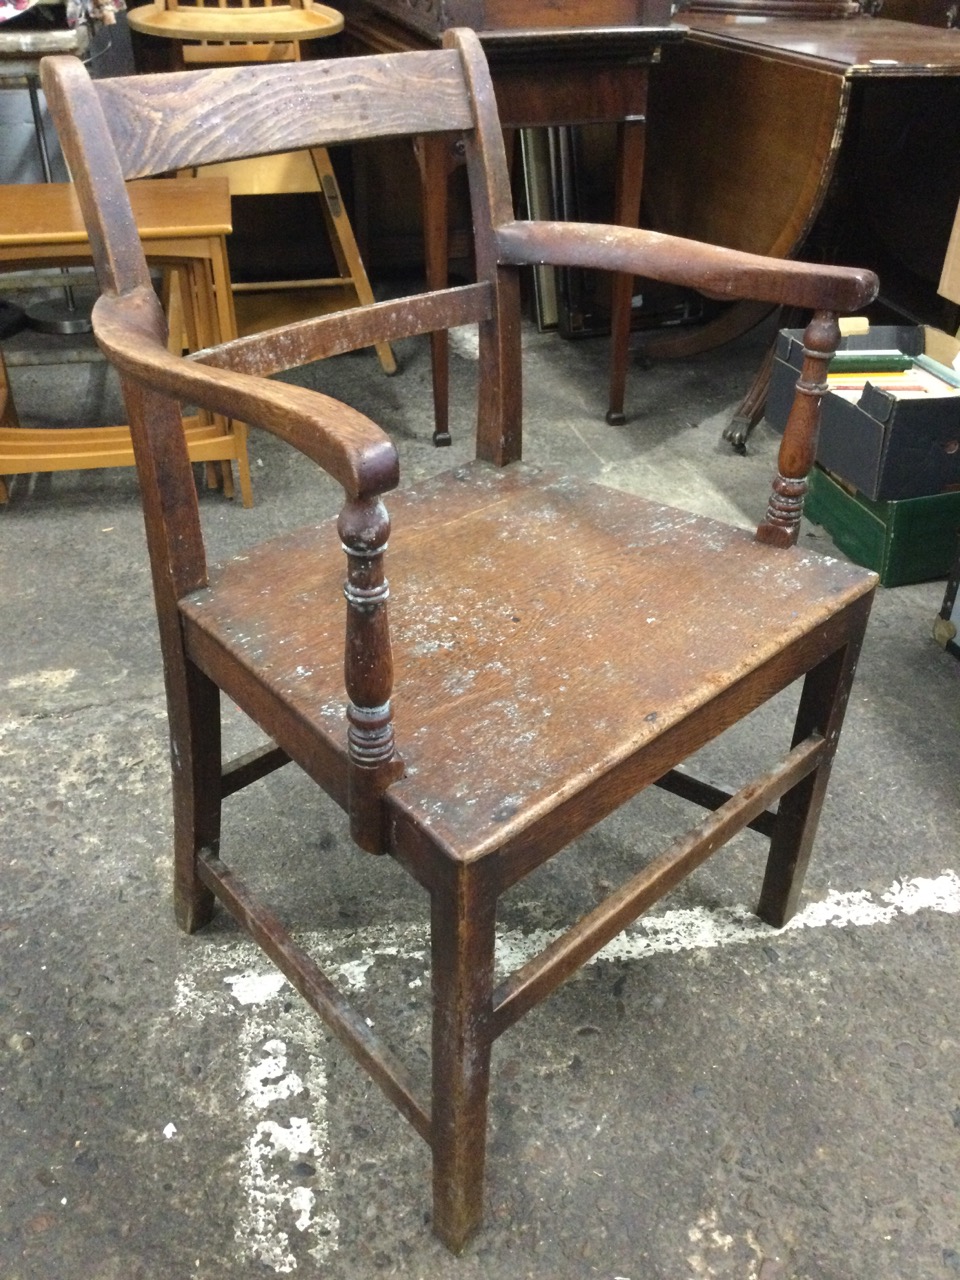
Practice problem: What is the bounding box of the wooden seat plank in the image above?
[182,461,873,859]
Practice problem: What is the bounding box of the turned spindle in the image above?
[756,309,840,549]
[338,496,403,853]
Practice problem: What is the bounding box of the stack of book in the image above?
[826,348,960,404]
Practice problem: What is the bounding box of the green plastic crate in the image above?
[805,465,960,587]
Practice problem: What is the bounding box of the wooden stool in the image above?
[128,0,396,374]
[0,177,254,505]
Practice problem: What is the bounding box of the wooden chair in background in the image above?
[43,31,878,1252]
[127,0,396,373]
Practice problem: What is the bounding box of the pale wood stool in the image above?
[0,177,253,505]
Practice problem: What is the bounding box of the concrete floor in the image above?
[2,298,959,1280]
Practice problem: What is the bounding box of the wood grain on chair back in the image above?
[43,33,523,465]
[41,45,485,298]
[94,53,475,177]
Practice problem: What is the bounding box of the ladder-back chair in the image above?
[41,32,878,1252]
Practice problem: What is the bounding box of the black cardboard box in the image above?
[766,325,960,501]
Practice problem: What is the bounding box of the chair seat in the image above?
[182,461,875,860]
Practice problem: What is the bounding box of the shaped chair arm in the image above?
[495,221,878,314]
[93,287,399,500]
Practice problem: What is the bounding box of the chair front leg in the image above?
[757,600,872,927]
[430,859,498,1253]
[172,658,221,933]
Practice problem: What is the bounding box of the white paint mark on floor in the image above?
[686,1209,767,1280]
[225,970,287,1007]
[495,871,960,974]
[234,1009,337,1273]
[242,1035,306,1111]
[331,945,407,990]
[5,668,77,693]
[172,870,959,1270]
[173,969,223,1021]
[447,324,480,360]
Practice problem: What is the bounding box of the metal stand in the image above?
[24,74,93,336]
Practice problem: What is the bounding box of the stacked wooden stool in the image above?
[0,177,253,505]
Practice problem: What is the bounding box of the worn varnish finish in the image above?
[43,31,877,1253]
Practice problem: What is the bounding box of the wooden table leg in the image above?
[418,134,453,447]
[723,337,777,452]
[606,117,646,427]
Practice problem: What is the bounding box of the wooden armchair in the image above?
[41,32,878,1253]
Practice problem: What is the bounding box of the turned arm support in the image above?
[93,287,399,500]
[338,498,404,853]
[756,310,839,548]
[495,221,878,313]
[96,287,404,843]
[498,222,874,550]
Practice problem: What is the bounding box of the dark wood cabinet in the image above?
[350,0,674,39]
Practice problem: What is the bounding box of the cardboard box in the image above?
[805,465,960,587]
[938,196,960,308]
[766,325,960,501]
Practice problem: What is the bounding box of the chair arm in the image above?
[93,287,399,500]
[495,221,878,314]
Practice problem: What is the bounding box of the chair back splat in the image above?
[42,30,879,1254]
